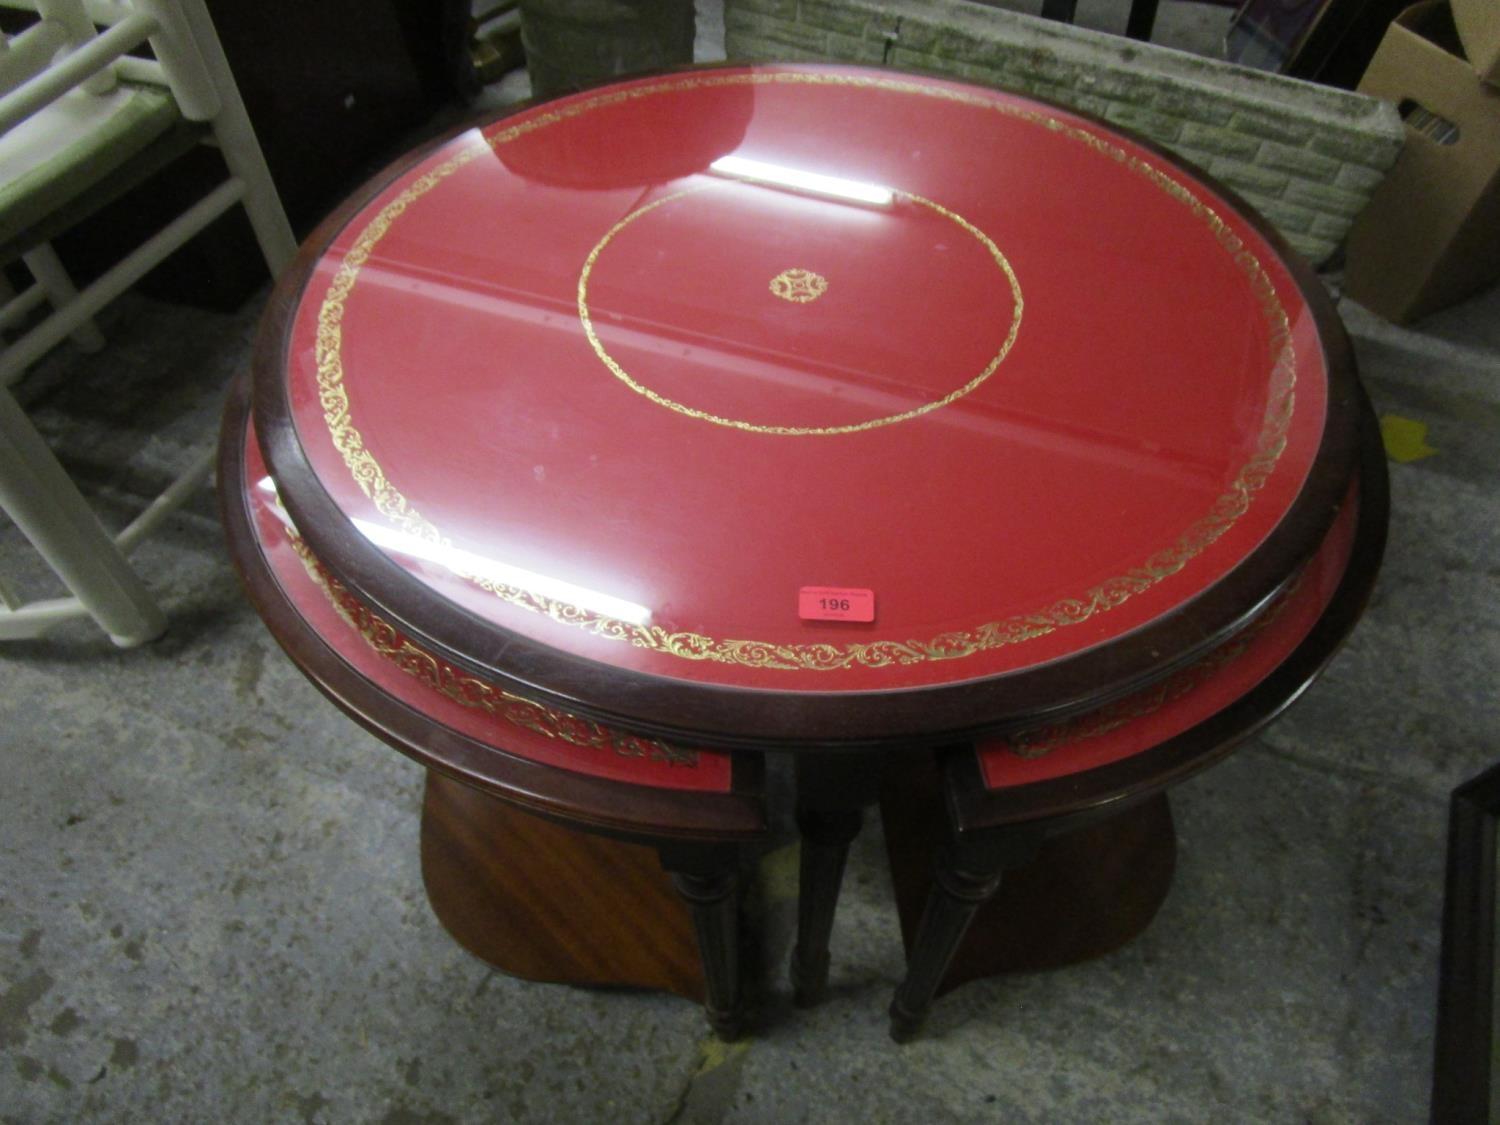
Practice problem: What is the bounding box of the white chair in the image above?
[0,0,295,645]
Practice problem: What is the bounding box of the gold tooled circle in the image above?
[312,71,1300,675]
[576,184,1024,436]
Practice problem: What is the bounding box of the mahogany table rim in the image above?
[880,397,1384,1040]
[946,391,1389,835]
[251,61,1363,753]
[219,376,767,845]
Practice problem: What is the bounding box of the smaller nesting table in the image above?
[220,381,768,1036]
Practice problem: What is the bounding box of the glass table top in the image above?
[267,65,1336,698]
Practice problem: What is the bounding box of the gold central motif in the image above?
[312,71,1300,675]
[769,268,828,303]
[577,185,1023,437]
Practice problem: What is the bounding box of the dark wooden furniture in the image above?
[1432,761,1500,1122]
[251,65,1359,736]
[233,64,1377,1034]
[885,401,1388,1039]
[37,0,469,309]
[218,380,766,1036]
[1038,0,1164,41]
[1226,0,1415,89]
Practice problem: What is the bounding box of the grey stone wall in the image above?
[723,0,1404,264]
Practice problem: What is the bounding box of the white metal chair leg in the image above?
[20,243,106,352]
[0,385,165,645]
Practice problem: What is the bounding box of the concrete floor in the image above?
[4,6,1500,1123]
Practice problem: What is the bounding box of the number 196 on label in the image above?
[798,586,876,623]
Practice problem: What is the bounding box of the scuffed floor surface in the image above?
[2,262,1496,1125]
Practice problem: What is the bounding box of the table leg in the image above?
[791,805,863,1006]
[879,757,1177,1038]
[888,833,1028,1042]
[660,844,748,1040]
[791,752,886,1006]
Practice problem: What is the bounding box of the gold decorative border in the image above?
[577,185,1024,435]
[284,528,699,768]
[311,70,1299,674]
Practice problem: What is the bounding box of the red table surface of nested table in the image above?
[256,65,1353,744]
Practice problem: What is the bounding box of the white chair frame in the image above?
[0,0,295,645]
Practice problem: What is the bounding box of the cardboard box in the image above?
[1344,1,1500,322]
[1451,0,1500,84]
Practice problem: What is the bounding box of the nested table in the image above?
[232,63,1369,1031]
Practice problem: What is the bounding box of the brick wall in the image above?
[723,0,1404,264]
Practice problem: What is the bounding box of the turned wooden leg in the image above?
[661,845,746,1040]
[791,805,863,1006]
[889,833,1036,1043]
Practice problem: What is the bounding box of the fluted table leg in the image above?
[662,845,747,1040]
[889,841,1009,1042]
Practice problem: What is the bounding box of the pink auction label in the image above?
[798,587,875,623]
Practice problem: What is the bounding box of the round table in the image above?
[234,62,1372,1031]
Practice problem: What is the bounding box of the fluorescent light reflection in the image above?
[709,155,893,206]
[256,478,651,626]
[353,518,653,627]
[256,475,286,517]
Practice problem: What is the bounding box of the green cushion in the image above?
[0,81,184,256]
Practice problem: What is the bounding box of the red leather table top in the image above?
[256,65,1355,745]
